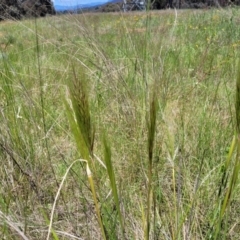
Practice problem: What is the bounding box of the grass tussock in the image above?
[1,8,240,239]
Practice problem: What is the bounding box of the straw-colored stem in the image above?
[86,164,107,240]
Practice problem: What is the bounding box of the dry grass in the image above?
[0,8,240,239]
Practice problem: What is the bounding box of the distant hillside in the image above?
[54,0,121,12]
[54,0,123,14]
[95,1,123,12]
[54,0,240,13]
[96,0,240,13]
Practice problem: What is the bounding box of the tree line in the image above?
[0,0,55,21]
[1,0,240,21]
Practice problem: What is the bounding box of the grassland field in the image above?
[1,7,240,239]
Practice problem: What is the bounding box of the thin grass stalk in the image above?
[185,152,205,239]
[142,12,151,91]
[172,163,177,240]
[153,193,156,240]
[34,18,53,170]
[103,135,125,238]
[145,91,158,240]
[86,164,106,240]
[214,62,240,239]
[214,138,239,240]
[218,135,236,199]
[43,210,59,240]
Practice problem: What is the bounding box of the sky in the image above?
[52,0,111,6]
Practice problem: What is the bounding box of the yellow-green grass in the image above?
[0,8,240,239]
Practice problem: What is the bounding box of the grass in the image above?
[1,7,240,239]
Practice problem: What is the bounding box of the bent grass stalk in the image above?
[46,159,100,240]
[46,159,87,240]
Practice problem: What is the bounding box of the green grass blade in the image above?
[86,164,107,240]
[70,65,94,156]
[236,61,240,135]
[64,98,89,160]
[145,90,158,240]
[214,61,240,239]
[103,134,125,238]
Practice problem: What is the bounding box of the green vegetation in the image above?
[1,8,240,239]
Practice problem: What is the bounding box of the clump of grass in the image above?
[2,8,240,239]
